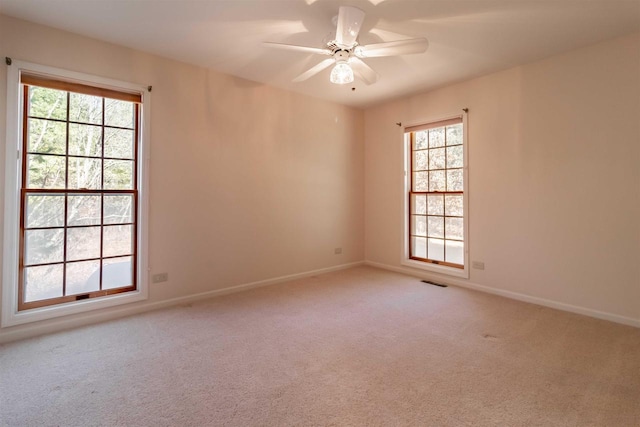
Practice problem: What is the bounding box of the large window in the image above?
[404,115,468,277]
[2,61,149,326]
[20,75,139,310]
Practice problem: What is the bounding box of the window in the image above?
[403,114,468,278]
[2,60,149,326]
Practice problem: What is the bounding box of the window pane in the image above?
[445,194,463,217]
[69,123,102,157]
[445,240,464,265]
[103,256,133,289]
[446,145,463,168]
[25,228,64,265]
[104,195,133,224]
[67,226,101,261]
[429,147,445,170]
[68,157,102,190]
[28,118,66,154]
[414,131,428,150]
[411,215,426,237]
[105,98,134,128]
[446,124,463,146]
[69,93,102,125]
[25,194,65,228]
[103,225,133,257]
[429,170,445,191]
[412,194,426,215]
[427,216,444,238]
[429,128,445,148]
[445,217,464,240]
[413,150,427,171]
[28,86,67,120]
[66,260,101,295]
[447,169,464,191]
[68,195,101,226]
[413,171,428,192]
[24,264,63,302]
[104,128,134,159]
[27,154,66,189]
[427,194,444,215]
[428,238,445,261]
[412,236,427,259]
[104,160,134,190]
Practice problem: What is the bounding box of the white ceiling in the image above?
[1,0,639,108]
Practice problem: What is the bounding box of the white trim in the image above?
[11,60,147,98]
[366,260,640,329]
[1,59,151,328]
[137,74,151,313]
[0,261,364,343]
[2,62,22,327]
[402,111,469,279]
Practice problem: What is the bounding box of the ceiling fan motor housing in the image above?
[333,49,351,62]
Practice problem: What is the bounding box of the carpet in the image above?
[1,266,639,426]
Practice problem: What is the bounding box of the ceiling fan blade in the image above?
[263,42,332,56]
[335,6,365,48]
[293,58,335,82]
[356,38,429,58]
[350,58,378,85]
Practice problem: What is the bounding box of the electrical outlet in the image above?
[472,261,485,270]
[334,247,342,255]
[152,272,169,283]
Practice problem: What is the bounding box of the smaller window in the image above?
[403,114,468,278]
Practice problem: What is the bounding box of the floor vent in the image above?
[421,280,448,288]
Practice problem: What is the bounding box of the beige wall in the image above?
[0,15,365,341]
[365,32,640,322]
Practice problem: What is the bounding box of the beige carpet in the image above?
[1,266,639,426]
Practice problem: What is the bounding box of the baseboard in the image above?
[365,260,640,329]
[0,261,365,344]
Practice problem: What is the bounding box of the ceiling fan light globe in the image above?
[330,61,354,84]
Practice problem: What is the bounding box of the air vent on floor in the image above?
[421,280,447,288]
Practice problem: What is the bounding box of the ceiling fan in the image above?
[264,6,429,85]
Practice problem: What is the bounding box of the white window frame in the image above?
[2,60,151,327]
[401,111,469,279]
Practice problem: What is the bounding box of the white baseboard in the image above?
[365,260,640,329]
[0,261,365,344]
